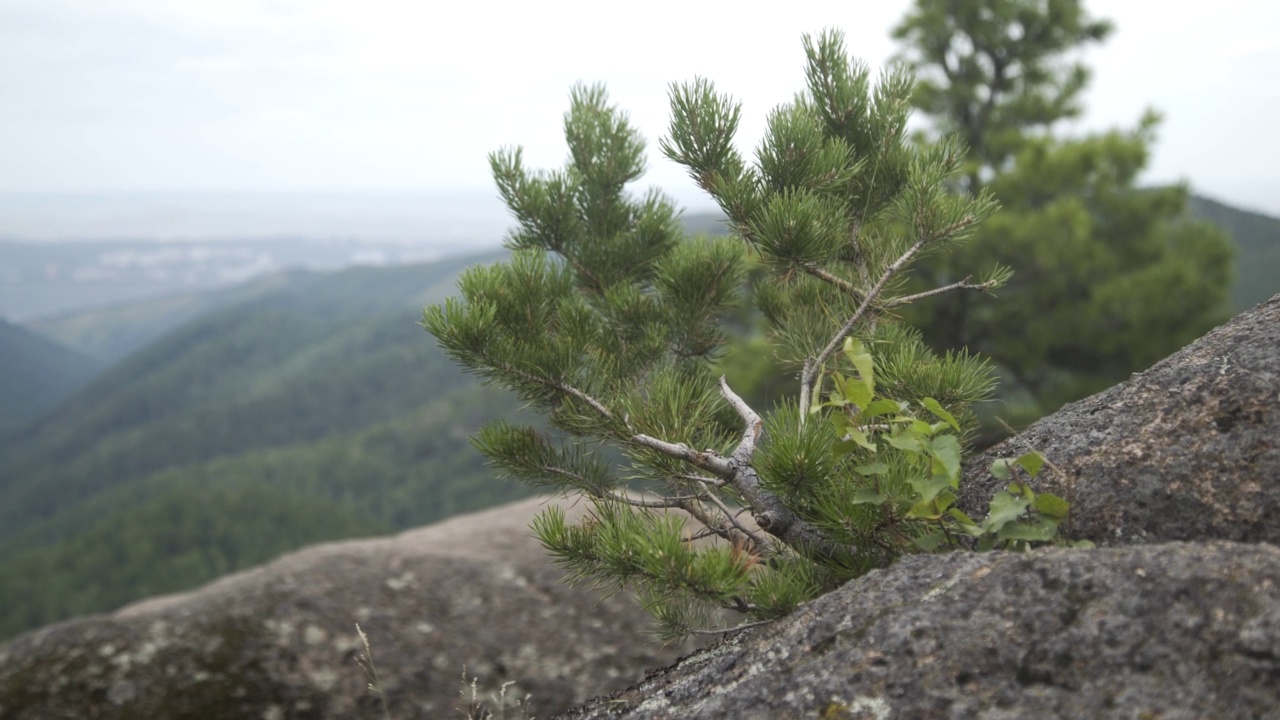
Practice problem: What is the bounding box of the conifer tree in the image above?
[893,0,1234,429]
[426,31,1067,640]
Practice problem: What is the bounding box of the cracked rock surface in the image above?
[561,542,1280,720]
[0,497,692,719]
[959,292,1280,547]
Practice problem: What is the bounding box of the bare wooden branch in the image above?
[674,499,729,540]
[799,358,816,418]
[686,526,725,542]
[882,275,999,308]
[802,264,858,295]
[685,618,775,636]
[719,376,763,463]
[698,379,856,561]
[694,478,772,554]
[605,489,707,510]
[630,434,733,476]
[677,473,727,487]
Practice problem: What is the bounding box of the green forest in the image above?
[0,253,543,638]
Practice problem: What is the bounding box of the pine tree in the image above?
[893,0,1234,430]
[426,31,1067,640]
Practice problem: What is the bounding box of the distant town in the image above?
[0,192,519,321]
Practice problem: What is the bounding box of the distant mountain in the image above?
[24,270,304,365]
[1185,194,1280,310]
[0,250,535,640]
[0,236,471,324]
[0,320,102,438]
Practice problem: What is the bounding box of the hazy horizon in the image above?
[2,1,1277,217]
[0,190,523,244]
[1,186,1274,247]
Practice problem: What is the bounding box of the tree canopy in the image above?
[427,30,1072,640]
[893,0,1234,430]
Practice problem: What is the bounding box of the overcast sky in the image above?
[1,0,1278,216]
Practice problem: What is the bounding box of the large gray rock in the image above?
[561,542,1280,719]
[0,497,690,719]
[560,294,1280,718]
[959,292,1280,546]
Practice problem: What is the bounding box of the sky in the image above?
[1,0,1278,218]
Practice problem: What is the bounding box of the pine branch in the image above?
[850,220,870,285]
[799,213,982,418]
[479,356,617,423]
[604,489,707,510]
[673,498,732,542]
[715,376,859,563]
[802,264,858,295]
[693,477,772,555]
[881,274,1000,307]
[623,376,855,563]
[629,434,733,476]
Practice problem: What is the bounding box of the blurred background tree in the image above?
[892,0,1234,441]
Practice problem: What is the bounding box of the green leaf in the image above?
[921,397,960,431]
[909,473,953,504]
[886,432,923,453]
[913,532,947,552]
[909,419,935,437]
[861,399,903,419]
[933,489,956,513]
[842,337,875,398]
[946,507,979,529]
[990,458,1013,481]
[982,490,1030,532]
[998,520,1058,543]
[833,428,876,455]
[845,380,873,409]
[1014,451,1046,478]
[845,428,877,451]
[854,462,889,476]
[809,375,825,415]
[1032,493,1071,519]
[906,499,942,520]
[823,374,845,408]
[926,434,962,482]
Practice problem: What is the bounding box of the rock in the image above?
[560,294,1280,718]
[561,542,1280,719]
[959,292,1280,546]
[0,496,691,719]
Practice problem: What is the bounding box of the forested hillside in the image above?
[0,251,534,639]
[1185,194,1280,310]
[25,271,302,365]
[0,321,102,439]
